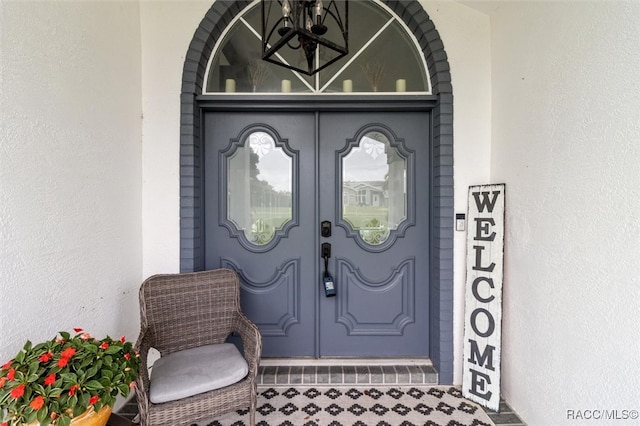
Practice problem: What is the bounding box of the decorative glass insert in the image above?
[341,131,406,245]
[227,131,293,245]
[205,0,429,94]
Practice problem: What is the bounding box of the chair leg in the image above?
[250,387,257,426]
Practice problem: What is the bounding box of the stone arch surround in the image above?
[179,0,454,383]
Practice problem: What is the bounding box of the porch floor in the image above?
[118,362,526,425]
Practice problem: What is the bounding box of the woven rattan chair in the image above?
[134,269,261,426]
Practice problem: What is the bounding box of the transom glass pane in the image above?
[205,1,429,93]
[342,131,406,245]
[227,131,293,245]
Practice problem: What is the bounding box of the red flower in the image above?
[60,347,76,358]
[0,377,6,388]
[68,384,79,396]
[44,373,56,386]
[50,412,58,420]
[99,342,109,350]
[120,336,126,343]
[88,395,99,405]
[7,368,15,381]
[57,357,69,368]
[39,351,53,363]
[30,395,45,410]
[124,353,131,360]
[129,381,136,389]
[10,383,25,399]
[1,360,11,370]
[73,328,83,333]
[80,333,91,340]
[2,422,8,426]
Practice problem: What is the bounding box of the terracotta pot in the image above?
[25,405,111,426]
[69,405,112,426]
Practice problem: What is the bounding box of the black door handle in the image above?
[322,242,331,259]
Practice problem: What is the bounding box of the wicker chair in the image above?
[134,269,262,426]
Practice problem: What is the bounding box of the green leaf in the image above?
[85,365,98,380]
[59,331,71,340]
[37,405,49,423]
[28,360,41,375]
[25,410,38,424]
[68,394,78,409]
[117,384,130,397]
[105,345,121,355]
[60,372,78,383]
[103,355,113,367]
[32,383,46,394]
[83,380,104,391]
[58,414,72,426]
[49,387,63,398]
[101,369,114,381]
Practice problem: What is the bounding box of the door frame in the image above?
[178,0,455,384]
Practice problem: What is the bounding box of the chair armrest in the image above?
[134,327,154,407]
[232,312,262,377]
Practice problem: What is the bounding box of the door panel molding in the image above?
[336,257,415,336]
[221,257,301,336]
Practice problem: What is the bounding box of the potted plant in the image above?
[0,328,139,426]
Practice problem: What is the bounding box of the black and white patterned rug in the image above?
[200,386,495,426]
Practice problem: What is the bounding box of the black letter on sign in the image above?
[469,369,493,401]
[472,277,495,303]
[472,191,501,213]
[474,217,496,241]
[467,339,495,371]
[472,245,495,272]
[470,308,495,338]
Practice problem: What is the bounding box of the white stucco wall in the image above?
[490,1,640,424]
[141,1,212,278]
[424,1,492,384]
[0,1,142,360]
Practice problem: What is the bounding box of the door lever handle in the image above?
[321,243,336,297]
[322,242,331,259]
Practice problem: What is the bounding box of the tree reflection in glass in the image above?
[227,132,292,245]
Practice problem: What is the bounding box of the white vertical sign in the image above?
[462,184,505,412]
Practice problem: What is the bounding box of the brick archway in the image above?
[179,0,454,383]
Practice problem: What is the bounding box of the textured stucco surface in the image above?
[490,1,640,424]
[4,1,637,423]
[0,1,142,361]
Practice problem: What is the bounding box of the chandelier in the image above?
[261,0,349,76]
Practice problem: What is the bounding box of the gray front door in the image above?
[205,110,429,357]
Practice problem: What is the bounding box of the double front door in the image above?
[204,110,430,358]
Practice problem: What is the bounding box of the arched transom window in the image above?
[204,0,431,94]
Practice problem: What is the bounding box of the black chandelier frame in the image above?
[261,0,349,76]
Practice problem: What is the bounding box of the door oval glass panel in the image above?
[342,131,406,245]
[227,131,292,246]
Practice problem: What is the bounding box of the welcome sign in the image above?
[462,184,505,412]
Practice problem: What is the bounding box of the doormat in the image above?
[198,386,495,426]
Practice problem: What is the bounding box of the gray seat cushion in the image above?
[149,343,249,404]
